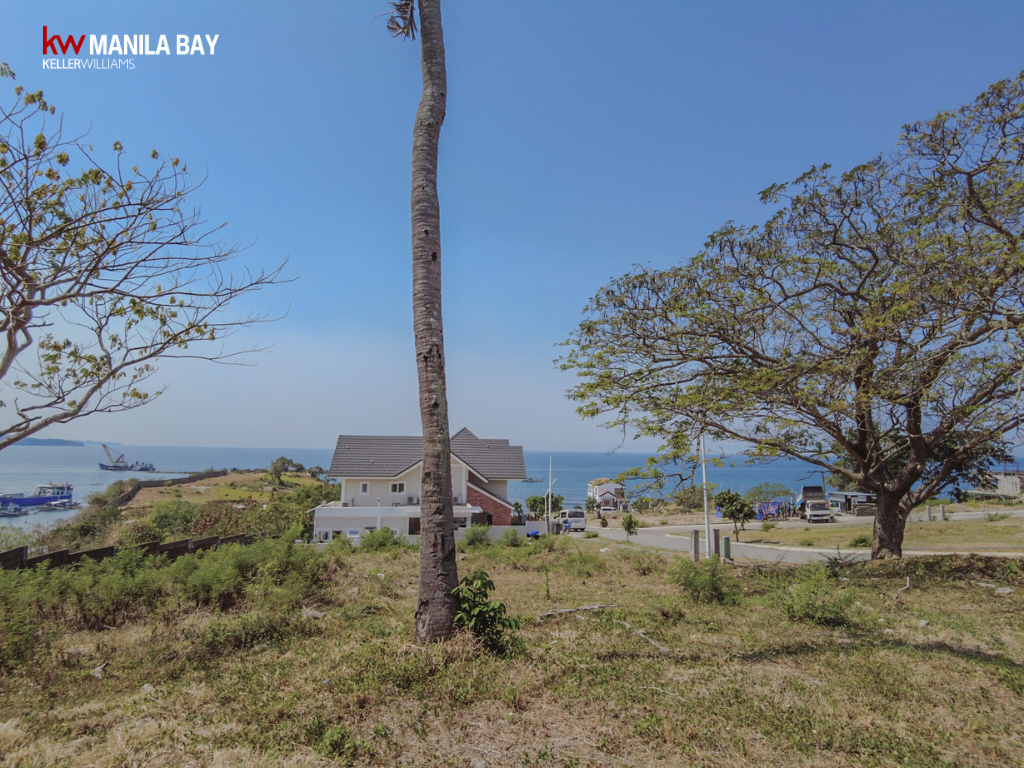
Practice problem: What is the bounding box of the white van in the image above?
[555,509,587,532]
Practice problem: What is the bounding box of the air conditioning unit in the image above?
[453,495,460,505]
[408,496,414,504]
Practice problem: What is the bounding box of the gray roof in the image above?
[329,427,526,481]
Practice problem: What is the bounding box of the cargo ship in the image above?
[99,444,155,472]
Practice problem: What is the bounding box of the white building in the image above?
[587,477,629,512]
[312,428,526,541]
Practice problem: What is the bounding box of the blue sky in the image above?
[3,1,1024,451]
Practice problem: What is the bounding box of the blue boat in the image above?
[0,482,74,515]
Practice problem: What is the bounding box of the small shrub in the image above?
[622,514,640,539]
[798,538,815,547]
[462,524,491,548]
[848,533,872,548]
[563,548,600,578]
[761,521,778,532]
[599,517,609,528]
[669,556,741,605]
[359,527,408,552]
[631,551,666,576]
[316,725,359,762]
[452,570,519,654]
[779,563,854,626]
[583,531,598,539]
[498,528,523,547]
[984,511,1011,522]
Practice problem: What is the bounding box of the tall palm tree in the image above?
[390,0,458,643]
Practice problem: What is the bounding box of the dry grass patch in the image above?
[2,540,1023,766]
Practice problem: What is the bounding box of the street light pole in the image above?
[701,432,711,558]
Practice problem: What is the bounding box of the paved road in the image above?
[587,526,865,564]
[580,522,1024,563]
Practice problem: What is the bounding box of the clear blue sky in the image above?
[4,2,1024,451]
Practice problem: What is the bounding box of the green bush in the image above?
[761,521,778,532]
[452,569,519,654]
[984,511,1011,522]
[358,527,408,552]
[848,533,872,548]
[669,556,741,605]
[462,524,491,548]
[778,563,855,626]
[498,528,523,547]
[316,725,359,762]
[583,531,598,539]
[599,516,609,528]
[798,538,815,547]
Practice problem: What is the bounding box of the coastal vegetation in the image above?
[563,71,1024,561]
[21,471,338,556]
[1,526,1021,765]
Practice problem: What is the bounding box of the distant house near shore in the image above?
[587,477,629,513]
[312,428,526,541]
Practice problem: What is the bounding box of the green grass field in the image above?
[2,533,1022,766]
[745,516,1024,553]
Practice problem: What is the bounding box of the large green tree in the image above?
[563,72,1024,560]
[390,0,459,643]
[0,71,283,450]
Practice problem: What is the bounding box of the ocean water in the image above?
[513,450,826,508]
[0,443,834,530]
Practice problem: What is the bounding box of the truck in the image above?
[798,486,834,523]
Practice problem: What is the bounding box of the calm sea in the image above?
[0,444,833,529]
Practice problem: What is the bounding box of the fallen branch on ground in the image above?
[538,603,619,619]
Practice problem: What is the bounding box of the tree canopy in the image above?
[0,74,284,450]
[563,71,1024,559]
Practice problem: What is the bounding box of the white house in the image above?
[587,477,629,512]
[312,428,526,541]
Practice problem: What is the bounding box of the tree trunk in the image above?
[411,0,458,645]
[871,492,906,559]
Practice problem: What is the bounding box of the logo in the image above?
[41,26,220,71]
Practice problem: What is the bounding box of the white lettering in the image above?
[205,34,218,55]
[177,35,189,55]
[123,35,137,55]
[190,35,204,55]
[89,35,108,56]
[108,35,123,55]
[156,35,169,55]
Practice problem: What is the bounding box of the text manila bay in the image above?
[42,28,219,70]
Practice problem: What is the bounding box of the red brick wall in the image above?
[467,486,511,526]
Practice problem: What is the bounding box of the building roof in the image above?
[589,477,617,486]
[330,428,526,481]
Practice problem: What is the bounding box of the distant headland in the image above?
[18,438,85,447]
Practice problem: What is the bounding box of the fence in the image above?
[0,531,263,572]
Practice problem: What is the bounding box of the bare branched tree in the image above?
[0,75,286,449]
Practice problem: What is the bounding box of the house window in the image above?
[359,482,369,494]
[390,482,405,494]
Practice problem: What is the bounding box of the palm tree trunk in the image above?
[411,0,458,644]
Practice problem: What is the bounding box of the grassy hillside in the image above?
[1,529,1022,766]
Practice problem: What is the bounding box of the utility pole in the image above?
[701,433,712,558]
